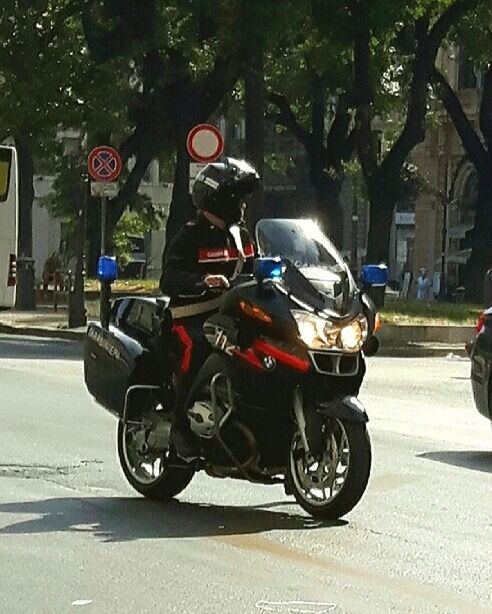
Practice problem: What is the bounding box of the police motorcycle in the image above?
[84,217,380,519]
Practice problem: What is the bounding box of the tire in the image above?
[117,421,195,501]
[287,419,372,520]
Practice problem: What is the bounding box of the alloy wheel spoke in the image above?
[122,418,171,486]
[291,418,350,507]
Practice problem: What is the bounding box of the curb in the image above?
[0,323,85,342]
[378,345,468,358]
[379,324,475,347]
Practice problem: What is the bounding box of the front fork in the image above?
[293,387,325,460]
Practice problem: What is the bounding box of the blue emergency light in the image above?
[361,264,389,287]
[97,255,118,283]
[254,257,284,282]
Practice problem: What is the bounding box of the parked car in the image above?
[470,308,492,423]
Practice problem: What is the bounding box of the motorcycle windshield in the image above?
[256,218,356,315]
[256,218,345,267]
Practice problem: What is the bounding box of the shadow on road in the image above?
[0,496,345,543]
[0,336,82,361]
[417,450,492,474]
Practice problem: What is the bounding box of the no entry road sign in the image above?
[88,146,123,182]
[187,124,224,163]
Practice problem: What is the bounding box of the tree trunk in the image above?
[365,180,395,264]
[309,162,344,246]
[14,130,36,309]
[68,193,87,328]
[165,127,194,249]
[86,203,101,277]
[465,178,492,303]
[307,72,344,245]
[244,45,265,231]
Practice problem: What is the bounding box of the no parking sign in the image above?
[88,146,122,182]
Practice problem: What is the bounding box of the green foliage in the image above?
[0,1,94,149]
[42,151,86,223]
[113,210,161,266]
[266,4,353,133]
[43,148,163,264]
[2,0,491,264]
[343,159,368,202]
[0,0,135,194]
[265,153,295,176]
[382,299,480,325]
[449,3,492,67]
[0,2,71,120]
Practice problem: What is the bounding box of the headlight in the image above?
[292,311,368,352]
[340,319,368,351]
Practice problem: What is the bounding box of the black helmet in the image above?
[192,157,260,226]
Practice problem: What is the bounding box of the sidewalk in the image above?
[0,309,86,341]
[0,308,469,357]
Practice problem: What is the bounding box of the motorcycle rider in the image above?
[160,157,260,460]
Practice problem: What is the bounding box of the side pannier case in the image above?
[84,297,173,417]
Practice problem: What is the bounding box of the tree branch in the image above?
[310,72,326,157]
[379,17,429,178]
[427,0,479,62]
[326,95,354,167]
[352,0,378,182]
[119,130,140,164]
[109,147,154,227]
[381,2,478,180]
[268,91,313,151]
[433,67,489,175]
[480,66,492,149]
[198,51,243,121]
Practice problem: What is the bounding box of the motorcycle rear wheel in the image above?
[117,420,194,501]
[287,418,371,520]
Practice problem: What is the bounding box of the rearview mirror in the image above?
[363,335,380,357]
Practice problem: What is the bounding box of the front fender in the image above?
[316,396,369,423]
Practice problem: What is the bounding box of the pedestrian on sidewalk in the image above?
[42,252,64,297]
[416,267,431,301]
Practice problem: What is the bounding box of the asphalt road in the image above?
[0,335,490,614]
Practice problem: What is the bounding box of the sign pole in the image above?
[100,195,110,328]
[87,145,123,330]
[100,196,107,256]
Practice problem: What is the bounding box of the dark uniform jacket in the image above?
[160,214,254,309]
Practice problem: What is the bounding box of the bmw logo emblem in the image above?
[262,355,276,370]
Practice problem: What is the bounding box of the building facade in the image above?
[410,49,482,295]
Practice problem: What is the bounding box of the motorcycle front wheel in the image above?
[117,417,194,501]
[287,418,371,520]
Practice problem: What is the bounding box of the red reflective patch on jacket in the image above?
[172,325,193,373]
[243,243,255,258]
[198,243,255,263]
